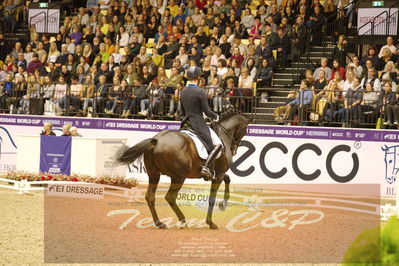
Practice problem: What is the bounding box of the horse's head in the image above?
[218,109,251,156]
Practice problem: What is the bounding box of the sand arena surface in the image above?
[0,183,381,265]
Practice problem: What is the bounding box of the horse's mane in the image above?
[218,109,241,123]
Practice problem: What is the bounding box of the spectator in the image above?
[0,73,14,112]
[382,82,399,126]
[40,122,56,136]
[360,67,381,92]
[360,46,380,70]
[313,58,332,80]
[336,78,363,123]
[255,58,273,88]
[286,79,313,125]
[378,36,397,58]
[331,59,346,81]
[27,54,43,74]
[332,35,348,67]
[61,124,72,136]
[346,56,363,79]
[105,76,122,114]
[238,67,253,97]
[275,27,290,69]
[70,126,82,137]
[360,83,379,123]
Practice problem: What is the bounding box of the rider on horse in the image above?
[180,66,222,181]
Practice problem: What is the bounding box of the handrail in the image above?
[29,10,46,27]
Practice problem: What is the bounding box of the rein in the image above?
[212,121,240,155]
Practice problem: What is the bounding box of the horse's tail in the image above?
[115,138,157,165]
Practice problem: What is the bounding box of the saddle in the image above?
[180,120,223,160]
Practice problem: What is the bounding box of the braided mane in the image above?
[218,109,241,122]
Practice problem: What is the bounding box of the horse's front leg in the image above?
[206,174,224,230]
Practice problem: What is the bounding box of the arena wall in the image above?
[0,114,397,199]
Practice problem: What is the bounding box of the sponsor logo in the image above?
[381,145,399,185]
[232,141,359,183]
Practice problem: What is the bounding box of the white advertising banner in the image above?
[0,115,397,198]
[28,8,60,33]
[358,8,398,35]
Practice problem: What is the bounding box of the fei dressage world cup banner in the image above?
[39,136,71,175]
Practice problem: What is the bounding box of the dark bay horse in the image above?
[115,109,250,229]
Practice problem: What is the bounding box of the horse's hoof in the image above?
[155,221,167,229]
[178,221,188,229]
[207,220,219,230]
[218,201,227,211]
[209,223,219,230]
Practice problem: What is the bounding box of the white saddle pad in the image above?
[181,128,223,160]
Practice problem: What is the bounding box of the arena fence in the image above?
[0,81,396,128]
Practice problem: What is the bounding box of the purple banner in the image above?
[1,114,398,143]
[40,136,71,175]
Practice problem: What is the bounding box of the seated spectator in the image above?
[238,67,253,97]
[40,122,56,136]
[70,126,82,137]
[380,61,397,84]
[286,79,313,125]
[314,69,328,93]
[360,83,379,123]
[336,78,363,123]
[360,46,380,70]
[378,36,397,58]
[138,85,165,117]
[346,56,363,79]
[105,76,122,115]
[380,72,397,92]
[249,17,262,39]
[313,58,332,80]
[360,67,381,92]
[246,57,257,81]
[0,73,15,112]
[61,124,72,136]
[331,59,346,81]
[381,82,399,126]
[27,53,43,74]
[380,48,395,70]
[152,48,164,67]
[94,75,110,115]
[242,8,255,29]
[208,77,223,113]
[318,80,343,123]
[119,80,133,118]
[343,70,355,96]
[19,75,37,114]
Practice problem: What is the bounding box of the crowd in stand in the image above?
[275,34,399,127]
[0,0,398,127]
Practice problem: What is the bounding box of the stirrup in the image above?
[201,167,215,181]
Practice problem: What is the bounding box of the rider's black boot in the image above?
[201,144,222,181]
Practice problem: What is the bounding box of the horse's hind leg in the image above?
[206,175,224,230]
[165,177,186,227]
[145,172,166,229]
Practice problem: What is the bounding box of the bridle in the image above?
[212,121,243,156]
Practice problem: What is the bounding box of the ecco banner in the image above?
[0,115,397,198]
